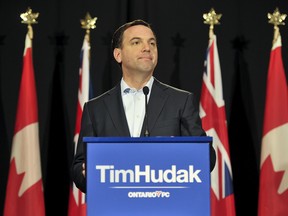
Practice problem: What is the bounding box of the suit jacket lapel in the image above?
[104,84,130,136]
[141,79,168,136]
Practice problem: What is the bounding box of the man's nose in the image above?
[142,42,151,52]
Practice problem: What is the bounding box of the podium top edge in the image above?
[83,136,212,143]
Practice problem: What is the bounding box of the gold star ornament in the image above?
[268,7,286,27]
[203,8,222,29]
[80,13,97,31]
[20,7,39,25]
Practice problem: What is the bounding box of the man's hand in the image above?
[82,163,85,177]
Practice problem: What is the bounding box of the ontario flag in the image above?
[3,27,45,216]
[68,33,92,216]
[199,33,236,216]
[258,31,288,216]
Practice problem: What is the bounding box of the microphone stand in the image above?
[143,86,150,137]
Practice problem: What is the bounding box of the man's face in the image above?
[114,25,158,76]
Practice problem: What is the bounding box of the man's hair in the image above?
[111,19,155,51]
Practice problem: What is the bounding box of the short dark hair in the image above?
[111,19,155,51]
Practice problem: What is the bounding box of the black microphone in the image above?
[143,86,150,137]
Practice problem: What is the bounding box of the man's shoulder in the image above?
[87,84,120,104]
[153,79,192,96]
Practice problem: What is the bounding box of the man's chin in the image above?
[138,66,155,74]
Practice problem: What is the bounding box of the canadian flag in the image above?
[68,34,91,216]
[258,31,288,216]
[200,33,236,216]
[3,27,45,216]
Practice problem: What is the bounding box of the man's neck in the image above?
[122,73,152,90]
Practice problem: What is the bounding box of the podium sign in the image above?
[85,136,211,216]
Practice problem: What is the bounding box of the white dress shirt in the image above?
[121,77,154,137]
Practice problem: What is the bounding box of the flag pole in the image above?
[4,7,45,216]
[68,12,97,216]
[201,7,236,216]
[258,7,288,216]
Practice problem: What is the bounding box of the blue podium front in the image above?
[85,136,211,216]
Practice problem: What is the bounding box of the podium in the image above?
[85,136,211,216]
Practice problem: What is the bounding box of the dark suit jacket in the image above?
[72,78,216,192]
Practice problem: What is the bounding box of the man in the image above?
[72,19,216,193]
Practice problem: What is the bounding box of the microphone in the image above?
[143,86,150,137]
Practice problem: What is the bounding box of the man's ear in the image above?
[113,48,122,64]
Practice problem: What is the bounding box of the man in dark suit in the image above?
[72,19,216,193]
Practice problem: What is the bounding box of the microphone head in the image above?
[143,86,149,95]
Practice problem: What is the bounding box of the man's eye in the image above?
[132,41,139,45]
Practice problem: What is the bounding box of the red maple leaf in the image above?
[4,159,45,216]
[258,155,288,216]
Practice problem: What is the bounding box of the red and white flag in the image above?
[3,28,45,216]
[258,32,288,216]
[200,34,236,216]
[68,34,91,216]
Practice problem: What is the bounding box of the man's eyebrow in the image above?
[129,37,156,42]
[130,37,141,41]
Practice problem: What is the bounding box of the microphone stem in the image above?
[144,94,149,137]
